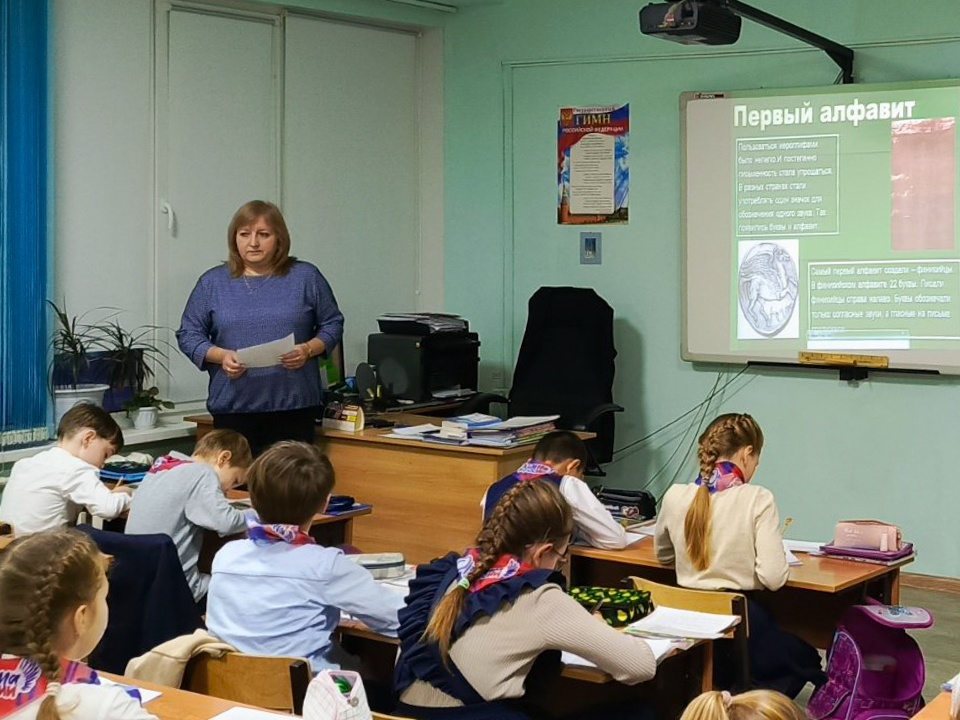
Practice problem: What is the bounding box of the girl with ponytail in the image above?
[654,413,823,697]
[680,690,806,720]
[0,529,156,720]
[394,479,657,719]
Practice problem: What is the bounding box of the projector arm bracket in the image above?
[716,0,854,83]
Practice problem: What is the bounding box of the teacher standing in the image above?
[177,200,344,456]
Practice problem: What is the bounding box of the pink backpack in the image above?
[807,604,933,720]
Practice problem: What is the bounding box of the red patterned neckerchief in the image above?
[0,656,99,717]
[455,548,536,593]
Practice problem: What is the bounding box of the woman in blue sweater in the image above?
[177,200,344,455]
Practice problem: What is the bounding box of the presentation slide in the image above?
[683,80,960,373]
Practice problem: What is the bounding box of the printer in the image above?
[367,331,480,403]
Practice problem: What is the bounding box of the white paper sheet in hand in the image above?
[236,333,295,368]
[626,606,739,639]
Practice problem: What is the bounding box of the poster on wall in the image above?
[558,104,629,225]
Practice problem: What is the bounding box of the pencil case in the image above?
[348,552,406,579]
[568,586,652,627]
[833,520,902,552]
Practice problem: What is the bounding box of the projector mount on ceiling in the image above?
[640,0,855,83]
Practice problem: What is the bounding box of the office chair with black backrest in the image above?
[460,286,623,475]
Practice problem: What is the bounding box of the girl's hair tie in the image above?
[45,682,62,697]
[457,578,470,590]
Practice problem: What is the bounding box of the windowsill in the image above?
[0,401,206,467]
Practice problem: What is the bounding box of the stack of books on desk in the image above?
[818,541,915,566]
[426,413,559,448]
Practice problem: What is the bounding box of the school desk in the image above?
[337,619,713,719]
[194,491,371,573]
[188,413,540,564]
[104,671,403,720]
[568,537,913,649]
[99,485,369,572]
[912,692,953,720]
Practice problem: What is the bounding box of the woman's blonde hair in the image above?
[226,200,295,277]
[423,479,573,665]
[685,413,764,571]
[681,690,806,720]
[0,530,107,720]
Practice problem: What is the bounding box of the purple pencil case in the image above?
[819,541,914,562]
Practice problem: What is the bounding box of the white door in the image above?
[282,15,420,373]
[156,3,280,403]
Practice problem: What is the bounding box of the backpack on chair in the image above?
[807,603,932,720]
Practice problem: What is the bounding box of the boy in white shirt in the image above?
[0,403,130,534]
[480,430,629,549]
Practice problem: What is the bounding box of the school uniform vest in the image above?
[394,553,560,720]
[482,464,563,520]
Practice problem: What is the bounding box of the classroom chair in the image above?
[629,576,750,691]
[183,651,311,714]
[76,525,203,673]
[458,286,623,475]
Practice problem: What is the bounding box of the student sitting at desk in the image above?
[0,404,130,535]
[0,529,157,720]
[205,441,403,674]
[480,430,629,549]
[654,413,823,697]
[125,429,253,605]
[396,478,655,720]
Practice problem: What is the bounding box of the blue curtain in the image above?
[0,0,49,446]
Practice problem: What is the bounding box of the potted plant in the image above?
[123,386,175,430]
[96,319,173,413]
[49,300,111,425]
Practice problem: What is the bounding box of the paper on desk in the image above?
[236,333,295,368]
[783,539,824,554]
[561,638,676,669]
[99,677,162,704]
[474,415,560,431]
[782,541,802,566]
[625,530,649,544]
[392,424,442,436]
[207,708,290,720]
[626,606,738,640]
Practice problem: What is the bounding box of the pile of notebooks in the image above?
[428,413,558,448]
[376,312,467,334]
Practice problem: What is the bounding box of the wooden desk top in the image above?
[913,693,952,720]
[225,490,372,526]
[569,536,913,594]
[0,536,12,551]
[337,618,700,685]
[186,413,555,458]
[105,672,400,719]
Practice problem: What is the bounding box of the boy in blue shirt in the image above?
[206,441,403,674]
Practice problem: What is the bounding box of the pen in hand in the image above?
[780,517,793,534]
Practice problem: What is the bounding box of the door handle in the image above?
[160,200,176,235]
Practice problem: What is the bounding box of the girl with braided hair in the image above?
[0,529,156,719]
[394,478,656,719]
[654,413,823,697]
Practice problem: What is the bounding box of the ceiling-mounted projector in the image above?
[639,1,742,45]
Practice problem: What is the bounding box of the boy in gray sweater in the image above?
[126,429,253,603]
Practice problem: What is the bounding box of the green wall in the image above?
[442,0,960,577]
